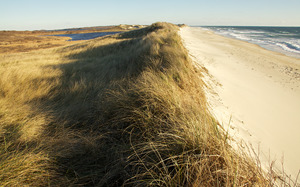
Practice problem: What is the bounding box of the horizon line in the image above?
[191,25,300,27]
[1,24,300,31]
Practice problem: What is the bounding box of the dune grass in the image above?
[0,22,276,186]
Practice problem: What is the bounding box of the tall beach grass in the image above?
[0,22,281,186]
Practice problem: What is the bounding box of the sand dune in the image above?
[180,26,300,181]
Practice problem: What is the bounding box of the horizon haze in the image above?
[1,0,300,30]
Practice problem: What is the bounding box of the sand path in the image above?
[180,26,300,181]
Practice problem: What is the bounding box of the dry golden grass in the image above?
[0,26,125,54]
[0,22,290,186]
[0,31,81,54]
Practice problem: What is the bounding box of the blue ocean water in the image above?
[200,26,300,58]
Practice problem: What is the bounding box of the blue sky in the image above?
[1,0,300,30]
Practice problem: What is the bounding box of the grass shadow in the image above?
[29,25,167,186]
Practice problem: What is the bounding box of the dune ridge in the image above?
[0,22,287,186]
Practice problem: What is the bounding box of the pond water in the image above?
[53,31,120,41]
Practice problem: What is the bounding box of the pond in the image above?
[53,31,121,41]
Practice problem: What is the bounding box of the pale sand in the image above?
[180,26,300,181]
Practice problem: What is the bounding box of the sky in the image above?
[1,0,300,30]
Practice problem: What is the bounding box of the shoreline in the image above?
[180,26,300,181]
[196,26,300,60]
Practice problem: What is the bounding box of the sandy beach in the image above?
[180,27,300,181]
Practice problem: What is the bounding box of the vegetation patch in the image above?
[0,22,271,186]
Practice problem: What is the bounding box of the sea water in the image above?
[200,26,300,59]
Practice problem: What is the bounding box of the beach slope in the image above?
[180,26,300,180]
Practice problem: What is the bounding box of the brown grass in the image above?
[0,22,290,186]
[0,25,127,54]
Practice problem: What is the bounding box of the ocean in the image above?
[200,26,300,58]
